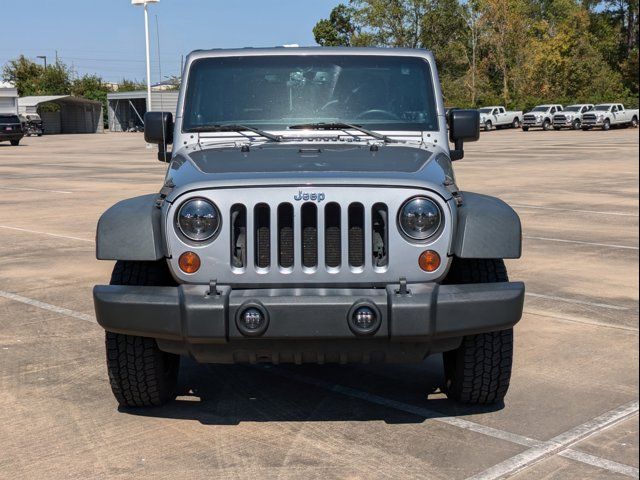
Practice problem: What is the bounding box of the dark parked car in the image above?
[0,114,24,145]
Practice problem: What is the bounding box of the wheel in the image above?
[484,120,492,132]
[631,117,638,128]
[582,126,591,131]
[572,119,581,130]
[442,258,514,405]
[10,139,20,146]
[602,119,611,131]
[553,126,562,131]
[105,260,180,408]
[511,118,520,128]
[37,133,43,137]
[522,126,529,132]
[542,119,552,131]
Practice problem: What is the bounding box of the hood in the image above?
[163,142,453,203]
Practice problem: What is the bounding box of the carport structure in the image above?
[18,95,103,134]
[107,90,179,132]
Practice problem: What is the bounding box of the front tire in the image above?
[522,126,529,132]
[542,119,552,131]
[105,261,180,408]
[10,139,20,146]
[512,118,520,128]
[631,116,638,128]
[442,258,514,405]
[602,119,611,131]
[572,119,581,130]
[484,120,493,132]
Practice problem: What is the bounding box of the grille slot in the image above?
[278,203,294,268]
[348,203,365,267]
[301,203,318,268]
[325,203,342,268]
[230,204,247,268]
[372,203,389,268]
[254,203,270,269]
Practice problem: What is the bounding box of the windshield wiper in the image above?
[188,123,282,142]
[288,122,399,143]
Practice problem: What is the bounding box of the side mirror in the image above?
[449,109,480,161]
[144,111,174,162]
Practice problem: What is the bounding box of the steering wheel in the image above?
[355,109,400,120]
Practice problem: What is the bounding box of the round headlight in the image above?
[176,198,220,241]
[398,197,442,240]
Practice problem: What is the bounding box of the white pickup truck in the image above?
[552,104,594,130]
[522,104,564,131]
[478,106,523,131]
[581,104,639,130]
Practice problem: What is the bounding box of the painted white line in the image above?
[468,401,639,480]
[513,204,638,217]
[0,186,73,194]
[526,292,630,311]
[0,290,96,324]
[263,366,640,479]
[523,310,640,333]
[560,449,640,478]
[524,235,639,251]
[262,365,539,447]
[0,225,93,243]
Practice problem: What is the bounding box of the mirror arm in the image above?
[450,139,464,161]
[157,144,171,163]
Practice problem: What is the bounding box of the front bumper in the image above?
[0,132,23,141]
[522,120,543,127]
[93,282,524,362]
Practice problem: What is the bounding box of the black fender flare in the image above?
[452,192,522,259]
[96,194,165,261]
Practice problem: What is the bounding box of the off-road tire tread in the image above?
[442,258,514,405]
[106,260,179,408]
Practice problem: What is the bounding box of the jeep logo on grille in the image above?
[294,190,325,203]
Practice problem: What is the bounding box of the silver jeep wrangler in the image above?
[94,48,524,408]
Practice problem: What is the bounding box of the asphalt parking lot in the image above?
[0,128,638,479]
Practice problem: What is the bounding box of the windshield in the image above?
[594,105,611,111]
[0,115,20,123]
[531,106,549,112]
[563,106,581,112]
[183,55,438,132]
[478,108,493,114]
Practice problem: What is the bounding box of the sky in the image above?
[0,0,342,84]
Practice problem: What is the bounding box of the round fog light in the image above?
[236,303,269,337]
[348,302,381,336]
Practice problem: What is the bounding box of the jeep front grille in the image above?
[167,186,453,285]
[230,201,386,272]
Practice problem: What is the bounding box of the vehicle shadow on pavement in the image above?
[121,356,505,424]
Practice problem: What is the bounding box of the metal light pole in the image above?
[132,0,159,115]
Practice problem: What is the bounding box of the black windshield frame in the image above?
[182,55,439,133]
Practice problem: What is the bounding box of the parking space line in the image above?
[524,235,639,250]
[262,366,640,478]
[0,186,73,194]
[523,310,640,333]
[0,290,96,323]
[0,290,636,478]
[0,225,93,243]
[512,204,638,217]
[559,449,639,478]
[526,292,630,311]
[468,401,639,480]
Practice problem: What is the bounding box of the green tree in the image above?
[313,4,357,46]
[2,56,45,96]
[118,78,146,92]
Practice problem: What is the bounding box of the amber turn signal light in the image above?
[178,251,201,274]
[418,250,441,272]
